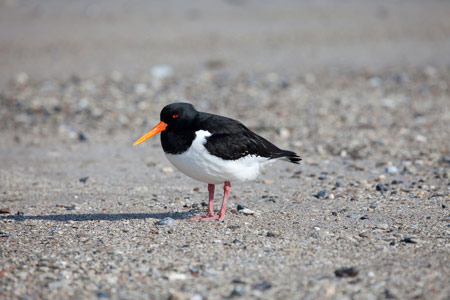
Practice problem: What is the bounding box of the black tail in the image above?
[286,152,302,164]
[271,150,302,164]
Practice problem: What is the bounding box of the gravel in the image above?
[1,1,450,300]
[1,66,448,299]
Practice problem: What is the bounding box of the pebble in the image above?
[169,292,187,300]
[315,190,327,199]
[79,176,89,183]
[401,237,423,244]
[385,166,399,174]
[78,132,88,141]
[415,135,427,143]
[441,156,450,164]
[48,280,70,290]
[230,286,246,297]
[190,294,203,300]
[0,208,11,214]
[166,272,187,281]
[376,183,388,193]
[17,271,28,280]
[334,267,359,278]
[97,291,110,298]
[238,208,256,215]
[253,281,272,291]
[266,231,280,237]
[156,217,175,226]
[391,180,402,185]
[359,232,370,238]
[278,127,290,139]
[347,213,359,219]
[151,65,174,80]
[376,223,389,230]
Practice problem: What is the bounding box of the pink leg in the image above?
[191,184,216,220]
[192,182,231,221]
[217,181,231,221]
[207,184,215,216]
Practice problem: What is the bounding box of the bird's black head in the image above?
[160,102,198,131]
[133,102,198,146]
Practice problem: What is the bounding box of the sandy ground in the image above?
[1,1,450,299]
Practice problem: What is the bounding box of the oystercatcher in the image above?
[134,103,301,221]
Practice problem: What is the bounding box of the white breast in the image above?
[165,130,272,184]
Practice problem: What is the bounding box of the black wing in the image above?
[198,113,301,163]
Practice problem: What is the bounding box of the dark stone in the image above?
[440,156,450,164]
[335,267,359,278]
[401,237,417,244]
[229,286,246,297]
[79,176,89,183]
[314,190,327,199]
[0,208,11,214]
[280,80,290,89]
[231,279,247,285]
[430,194,445,198]
[384,289,396,299]
[0,230,10,238]
[266,232,279,237]
[78,132,87,141]
[96,291,110,298]
[253,281,272,291]
[391,180,403,185]
[376,183,387,193]
[227,225,240,230]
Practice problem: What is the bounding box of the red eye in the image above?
[172,114,179,119]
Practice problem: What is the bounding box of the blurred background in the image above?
[1,0,450,85]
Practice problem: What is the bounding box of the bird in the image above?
[133,102,301,221]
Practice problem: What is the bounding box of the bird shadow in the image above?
[0,210,197,222]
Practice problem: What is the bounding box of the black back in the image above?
[160,103,301,163]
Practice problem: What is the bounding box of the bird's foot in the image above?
[191,214,224,221]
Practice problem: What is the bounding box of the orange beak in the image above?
[133,121,168,146]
